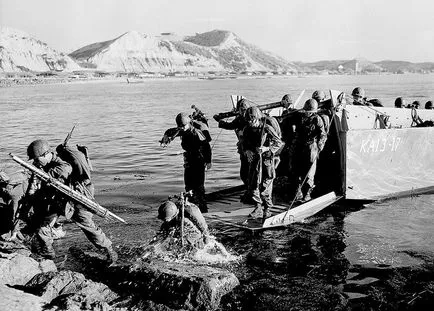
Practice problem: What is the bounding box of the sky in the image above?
[1,0,433,62]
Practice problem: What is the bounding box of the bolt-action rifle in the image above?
[63,124,76,147]
[9,153,126,224]
[213,101,287,121]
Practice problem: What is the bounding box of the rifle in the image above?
[10,153,126,224]
[63,124,77,147]
[256,118,267,187]
[213,101,286,121]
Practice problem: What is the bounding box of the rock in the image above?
[128,260,239,310]
[0,252,56,285]
[346,277,379,286]
[0,283,43,311]
[24,270,118,303]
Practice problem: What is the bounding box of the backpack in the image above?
[56,144,92,183]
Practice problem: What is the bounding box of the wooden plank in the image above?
[263,192,341,228]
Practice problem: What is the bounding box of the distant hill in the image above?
[298,58,434,74]
[1,26,433,74]
[69,29,299,73]
[0,27,80,72]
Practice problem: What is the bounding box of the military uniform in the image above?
[0,170,30,239]
[289,110,327,200]
[30,153,112,259]
[243,116,284,210]
[178,121,212,213]
[159,201,210,249]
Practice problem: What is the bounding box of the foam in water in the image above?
[136,236,240,265]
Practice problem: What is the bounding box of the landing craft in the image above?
[205,90,434,231]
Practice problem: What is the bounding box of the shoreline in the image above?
[2,72,432,88]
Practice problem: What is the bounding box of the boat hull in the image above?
[345,127,434,200]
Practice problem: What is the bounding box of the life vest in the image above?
[56,144,92,184]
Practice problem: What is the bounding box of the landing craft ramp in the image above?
[205,186,342,232]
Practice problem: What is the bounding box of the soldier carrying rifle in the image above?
[25,138,118,263]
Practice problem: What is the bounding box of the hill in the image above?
[0,27,80,72]
[297,58,434,74]
[69,29,299,73]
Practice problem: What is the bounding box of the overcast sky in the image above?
[1,0,433,62]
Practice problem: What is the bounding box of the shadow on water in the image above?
[212,198,434,310]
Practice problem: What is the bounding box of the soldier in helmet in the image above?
[351,87,373,106]
[395,97,406,108]
[157,199,211,249]
[288,99,327,202]
[242,106,284,221]
[160,113,212,212]
[425,101,434,110]
[281,94,294,116]
[312,90,326,104]
[216,98,250,186]
[25,139,117,263]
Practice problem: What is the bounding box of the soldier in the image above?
[0,169,30,241]
[351,87,373,106]
[242,106,284,221]
[157,199,210,249]
[289,99,327,202]
[281,94,294,116]
[26,139,117,263]
[425,101,434,110]
[395,97,406,108]
[161,113,212,212]
[312,90,326,104]
[217,98,250,186]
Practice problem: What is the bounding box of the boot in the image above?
[302,186,314,202]
[249,203,263,219]
[294,185,303,202]
[262,207,270,224]
[105,245,118,264]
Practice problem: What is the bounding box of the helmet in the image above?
[412,101,420,108]
[425,101,433,109]
[303,99,318,112]
[352,87,365,98]
[395,97,405,108]
[236,98,250,111]
[158,201,179,222]
[245,106,263,122]
[312,90,326,102]
[175,113,190,127]
[281,94,292,102]
[27,139,50,160]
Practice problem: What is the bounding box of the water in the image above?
[1,74,434,302]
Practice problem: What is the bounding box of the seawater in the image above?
[1,74,434,268]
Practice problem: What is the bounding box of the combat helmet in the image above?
[395,97,405,108]
[245,106,263,122]
[352,87,365,98]
[425,101,433,109]
[158,201,179,222]
[312,90,326,102]
[303,99,318,112]
[175,113,190,127]
[27,139,50,160]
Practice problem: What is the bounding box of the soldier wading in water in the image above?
[160,113,212,213]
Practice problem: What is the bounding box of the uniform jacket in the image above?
[179,121,212,163]
[242,117,284,158]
